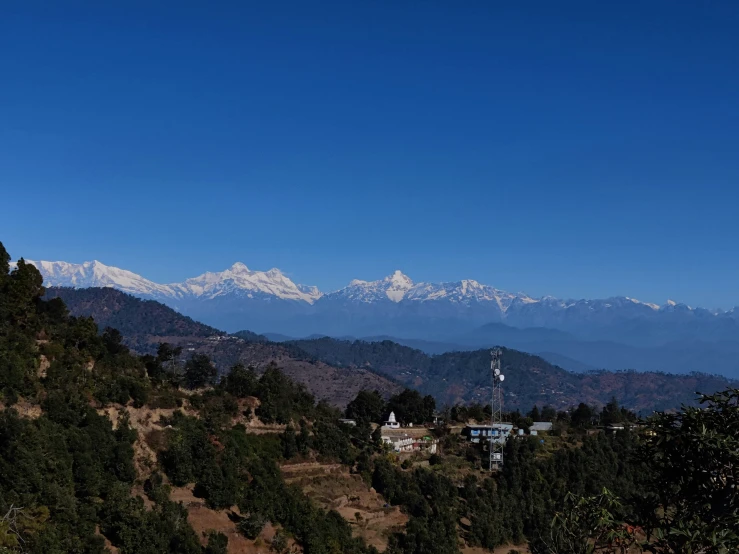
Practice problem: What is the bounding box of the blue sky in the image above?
[1,1,738,309]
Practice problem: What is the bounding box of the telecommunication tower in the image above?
[489,348,505,470]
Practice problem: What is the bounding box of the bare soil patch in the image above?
[282,461,408,551]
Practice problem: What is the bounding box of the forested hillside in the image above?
[45,287,223,351]
[288,337,739,412]
[45,287,401,407]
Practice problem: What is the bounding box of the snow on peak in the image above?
[20,257,717,320]
[383,271,413,302]
[386,270,412,283]
[330,272,536,310]
[20,259,173,297]
[24,259,322,304]
[175,264,320,303]
[330,271,414,303]
[404,278,532,311]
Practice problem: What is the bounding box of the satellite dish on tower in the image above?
[499,374,505,382]
[494,368,500,376]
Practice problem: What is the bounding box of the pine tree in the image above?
[184,354,216,389]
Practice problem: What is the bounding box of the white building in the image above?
[382,436,415,452]
[383,411,400,429]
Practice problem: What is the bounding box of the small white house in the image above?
[383,411,400,429]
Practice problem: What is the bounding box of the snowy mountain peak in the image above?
[25,259,322,305]
[330,271,414,303]
[386,270,412,284]
[20,257,726,333]
[383,271,414,302]
[20,259,174,298]
[175,264,320,303]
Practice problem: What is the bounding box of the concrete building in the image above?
[463,423,514,444]
[382,435,415,452]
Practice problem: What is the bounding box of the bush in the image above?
[238,513,266,540]
[271,530,289,553]
[205,531,229,554]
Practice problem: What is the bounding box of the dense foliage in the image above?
[345,388,436,425]
[0,245,205,552]
[0,243,379,553]
[44,287,222,353]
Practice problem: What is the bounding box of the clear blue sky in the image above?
[1,1,738,309]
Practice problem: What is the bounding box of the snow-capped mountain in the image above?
[325,271,538,311]
[325,270,415,303]
[405,279,536,311]
[167,262,322,304]
[12,260,174,298]
[15,258,739,346]
[15,260,321,304]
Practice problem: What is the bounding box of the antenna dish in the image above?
[494,368,500,376]
[499,374,505,382]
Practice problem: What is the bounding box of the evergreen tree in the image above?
[600,397,623,426]
[570,403,595,428]
[221,363,258,398]
[281,425,298,459]
[346,390,386,424]
[184,353,216,389]
[0,242,9,278]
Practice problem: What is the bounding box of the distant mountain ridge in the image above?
[15,258,739,379]
[41,286,738,413]
[17,258,736,326]
[282,337,739,412]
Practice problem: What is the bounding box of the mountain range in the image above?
[45,286,739,412]
[16,258,739,378]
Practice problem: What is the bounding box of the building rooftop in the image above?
[464,423,514,429]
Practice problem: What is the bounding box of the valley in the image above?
[46,286,738,413]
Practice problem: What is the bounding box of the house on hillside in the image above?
[382,435,415,452]
[381,434,439,454]
[463,423,514,444]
